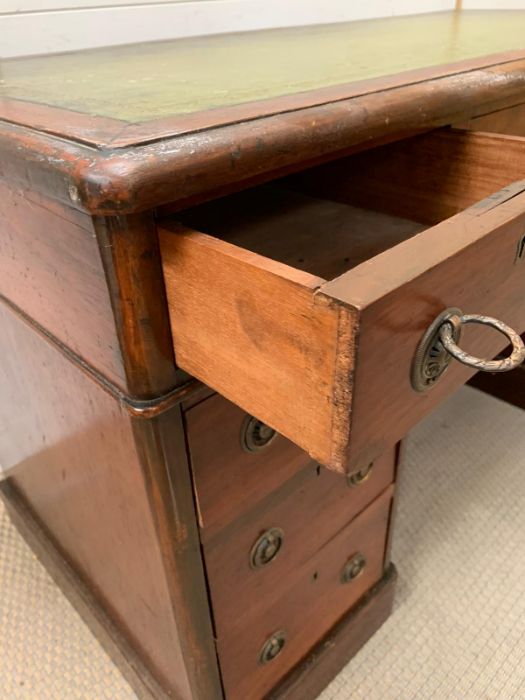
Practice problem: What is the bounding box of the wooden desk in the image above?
[2,10,525,699]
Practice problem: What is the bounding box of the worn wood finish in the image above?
[0,180,126,388]
[0,300,222,700]
[179,187,426,280]
[0,177,180,400]
[453,103,525,409]
[184,394,313,535]
[455,101,525,136]
[216,486,393,700]
[160,135,525,471]
[160,223,349,470]
[3,11,525,147]
[321,190,525,470]
[0,480,172,700]
[130,409,223,700]
[267,564,397,700]
[203,456,395,632]
[289,128,525,225]
[94,213,180,398]
[3,59,525,215]
[5,23,525,700]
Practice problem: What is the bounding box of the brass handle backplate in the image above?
[250,528,284,569]
[412,308,525,392]
[347,462,373,488]
[341,553,366,583]
[259,631,286,664]
[241,415,277,452]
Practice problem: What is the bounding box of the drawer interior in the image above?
[176,127,525,284]
[160,127,525,472]
[178,187,426,281]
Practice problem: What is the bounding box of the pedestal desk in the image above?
[2,10,525,700]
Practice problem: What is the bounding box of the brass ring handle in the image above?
[439,314,525,373]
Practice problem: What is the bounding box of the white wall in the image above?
[1,1,455,58]
[463,0,525,6]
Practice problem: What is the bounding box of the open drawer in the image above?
[159,128,525,473]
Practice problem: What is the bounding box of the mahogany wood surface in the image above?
[321,172,525,470]
[186,392,394,540]
[160,131,525,471]
[184,394,312,534]
[0,300,222,700]
[0,481,172,700]
[203,456,395,633]
[215,486,393,700]
[93,212,180,398]
[4,24,525,700]
[289,128,525,225]
[0,180,125,388]
[159,223,348,471]
[179,187,426,280]
[3,59,525,215]
[455,101,525,136]
[454,103,525,410]
[268,564,397,700]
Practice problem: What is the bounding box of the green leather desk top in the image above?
[1,10,525,124]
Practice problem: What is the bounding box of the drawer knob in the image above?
[241,415,277,452]
[412,308,525,391]
[250,528,284,569]
[259,630,286,664]
[341,553,366,583]
[347,462,373,487]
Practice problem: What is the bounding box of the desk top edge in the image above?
[1,15,525,214]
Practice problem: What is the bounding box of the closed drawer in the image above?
[185,393,313,537]
[202,446,395,630]
[214,486,393,700]
[160,128,525,473]
[186,392,395,539]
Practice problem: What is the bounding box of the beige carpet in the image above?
[1,386,525,699]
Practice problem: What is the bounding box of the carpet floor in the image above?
[1,386,525,699]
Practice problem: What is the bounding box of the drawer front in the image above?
[214,486,393,700]
[160,129,525,473]
[203,447,395,631]
[185,393,312,538]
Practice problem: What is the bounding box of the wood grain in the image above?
[216,487,393,700]
[455,105,525,409]
[185,393,313,536]
[454,101,525,136]
[0,481,172,700]
[267,564,397,700]
[0,300,221,700]
[0,181,126,388]
[94,212,180,398]
[159,223,353,470]
[179,187,425,280]
[321,186,525,470]
[289,128,525,225]
[203,455,395,634]
[3,58,525,215]
[163,131,525,471]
